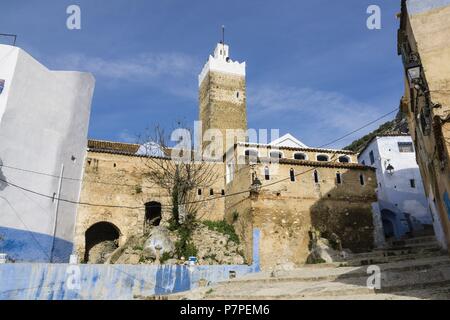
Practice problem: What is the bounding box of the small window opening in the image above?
[264,166,270,180]
[290,168,295,182]
[336,172,342,184]
[314,170,319,183]
[360,174,365,186]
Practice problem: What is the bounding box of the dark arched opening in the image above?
[145,201,162,226]
[317,154,329,162]
[338,155,350,163]
[84,222,120,263]
[381,209,398,239]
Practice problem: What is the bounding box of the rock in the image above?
[164,259,178,265]
[116,252,141,264]
[143,226,175,259]
[88,241,117,264]
[307,237,342,264]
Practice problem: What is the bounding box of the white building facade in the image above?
[358,134,435,240]
[0,45,95,262]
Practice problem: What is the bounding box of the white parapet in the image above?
[198,43,246,86]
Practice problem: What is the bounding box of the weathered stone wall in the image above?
[199,71,247,149]
[225,154,377,269]
[399,2,450,249]
[234,143,358,163]
[74,151,225,260]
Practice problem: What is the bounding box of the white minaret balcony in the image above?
[198,43,246,87]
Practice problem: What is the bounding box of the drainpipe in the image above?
[50,164,64,263]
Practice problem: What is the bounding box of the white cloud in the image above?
[51,52,200,100]
[249,84,385,131]
[247,84,392,147]
[54,52,197,79]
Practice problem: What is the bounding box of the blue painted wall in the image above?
[0,226,73,263]
[0,228,261,300]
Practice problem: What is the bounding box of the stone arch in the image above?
[316,154,329,162]
[293,152,307,160]
[84,221,121,263]
[338,155,351,163]
[145,201,162,227]
[381,209,398,239]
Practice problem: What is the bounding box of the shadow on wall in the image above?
[0,158,7,191]
[309,169,376,254]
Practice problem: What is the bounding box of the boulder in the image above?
[143,226,175,259]
[88,241,117,264]
[307,238,342,264]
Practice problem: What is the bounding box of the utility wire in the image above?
[318,108,398,148]
[0,107,397,187]
[0,108,392,209]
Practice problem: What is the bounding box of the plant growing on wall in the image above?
[138,124,219,258]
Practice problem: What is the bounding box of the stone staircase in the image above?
[161,235,450,300]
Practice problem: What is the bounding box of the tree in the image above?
[138,124,220,256]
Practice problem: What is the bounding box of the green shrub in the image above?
[202,220,240,244]
[174,224,198,258]
[160,252,172,263]
[135,185,142,194]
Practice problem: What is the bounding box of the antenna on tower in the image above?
[221,25,225,45]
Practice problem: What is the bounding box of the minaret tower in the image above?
[198,38,247,152]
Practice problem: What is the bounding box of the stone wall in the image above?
[199,71,247,149]
[399,1,450,249]
[74,150,225,260]
[225,151,377,269]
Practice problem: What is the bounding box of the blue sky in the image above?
[1,0,404,148]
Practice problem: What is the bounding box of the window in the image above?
[269,151,283,159]
[316,155,329,162]
[338,156,350,163]
[360,174,365,186]
[369,151,375,165]
[197,189,202,196]
[236,92,240,98]
[264,166,270,180]
[294,153,307,160]
[0,79,4,95]
[410,179,416,188]
[244,149,258,157]
[210,189,214,196]
[226,163,234,184]
[314,170,319,183]
[290,168,295,182]
[361,160,366,166]
[221,189,225,196]
[398,142,414,153]
[145,202,162,226]
[336,172,342,184]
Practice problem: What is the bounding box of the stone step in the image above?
[220,256,450,285]
[161,255,450,300]
[203,275,450,300]
[352,243,440,259]
[391,236,437,246]
[340,250,445,266]
[206,285,450,300]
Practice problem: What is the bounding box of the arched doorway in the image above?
[145,201,162,227]
[84,222,120,263]
[381,209,398,239]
